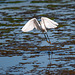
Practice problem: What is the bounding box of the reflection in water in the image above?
[45,51,53,75]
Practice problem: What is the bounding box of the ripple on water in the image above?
[0,0,75,74]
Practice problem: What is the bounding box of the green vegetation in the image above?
[0,1,25,3]
[31,0,61,3]
[31,1,49,3]
[47,5,58,8]
[2,17,24,23]
[3,7,20,10]
[6,1,25,3]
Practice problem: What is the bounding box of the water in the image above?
[0,0,75,75]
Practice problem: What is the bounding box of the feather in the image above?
[41,17,58,29]
[21,18,40,32]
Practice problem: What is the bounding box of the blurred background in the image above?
[0,0,75,75]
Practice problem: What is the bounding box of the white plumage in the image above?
[21,17,59,44]
[21,17,58,32]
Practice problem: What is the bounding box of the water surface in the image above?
[0,0,75,75]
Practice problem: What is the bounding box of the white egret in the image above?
[21,17,58,44]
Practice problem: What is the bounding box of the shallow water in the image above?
[0,0,75,75]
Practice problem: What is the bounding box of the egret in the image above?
[21,17,58,44]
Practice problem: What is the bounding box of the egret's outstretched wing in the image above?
[41,17,59,29]
[21,18,40,32]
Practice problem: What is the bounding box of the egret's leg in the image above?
[43,32,51,44]
[46,33,51,44]
[45,33,51,44]
[46,33,50,41]
[43,32,47,41]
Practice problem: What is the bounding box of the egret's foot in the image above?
[49,41,51,44]
[47,41,51,44]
